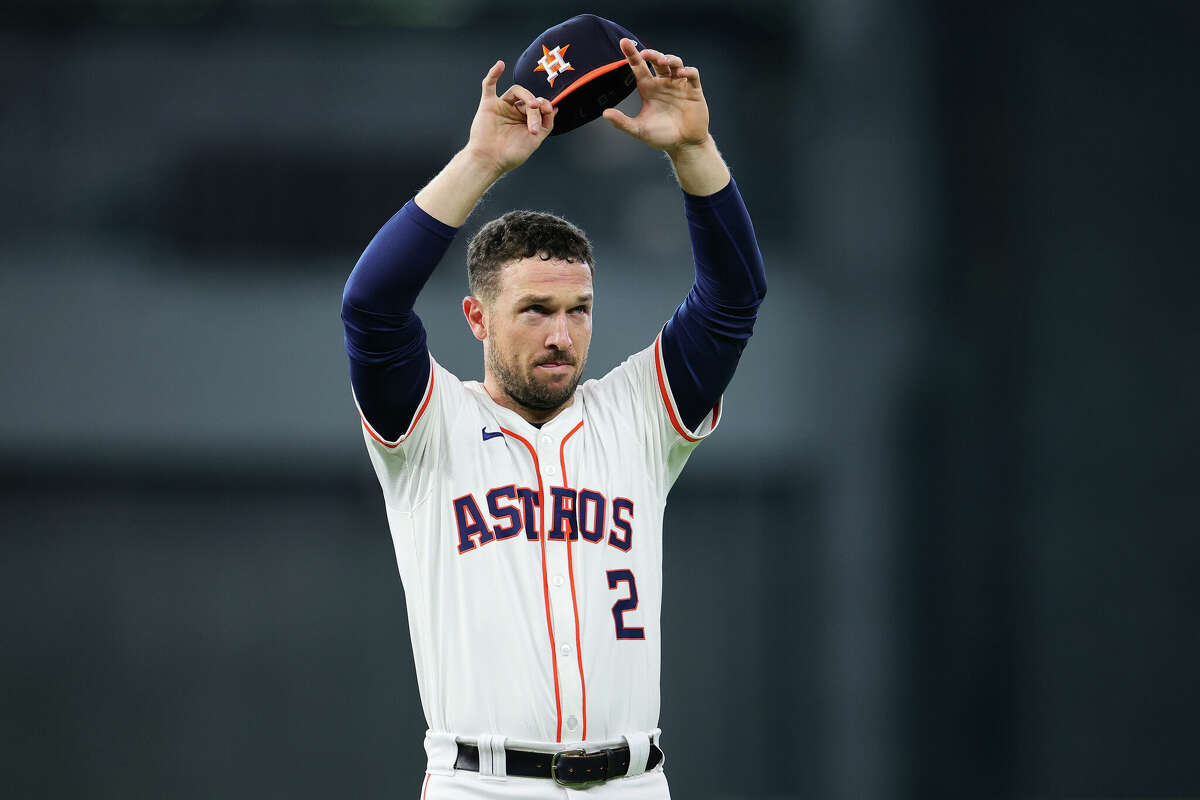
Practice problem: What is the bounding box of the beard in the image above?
[487,342,586,412]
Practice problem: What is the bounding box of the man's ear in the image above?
[462,296,487,342]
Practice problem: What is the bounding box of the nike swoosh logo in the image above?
[481,427,504,441]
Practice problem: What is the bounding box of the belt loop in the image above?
[477,734,507,782]
[423,731,458,776]
[621,731,652,777]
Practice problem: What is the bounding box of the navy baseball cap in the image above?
[513,14,644,136]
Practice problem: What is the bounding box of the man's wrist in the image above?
[456,145,509,183]
[666,134,715,163]
[668,136,731,197]
[414,147,508,228]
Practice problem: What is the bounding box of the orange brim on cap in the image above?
[548,58,631,106]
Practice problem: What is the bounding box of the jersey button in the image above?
[566,716,579,731]
[552,575,565,587]
[560,643,572,657]
[540,435,552,446]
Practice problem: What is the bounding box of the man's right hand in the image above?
[414,61,556,228]
[466,60,557,176]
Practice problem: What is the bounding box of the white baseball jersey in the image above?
[357,332,720,748]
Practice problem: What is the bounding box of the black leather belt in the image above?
[454,742,664,788]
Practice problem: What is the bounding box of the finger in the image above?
[648,51,686,81]
[677,65,701,89]
[638,47,665,78]
[539,99,557,132]
[481,60,504,99]
[499,83,539,111]
[504,91,546,135]
[601,107,639,138]
[525,96,549,134]
[619,37,653,81]
[498,85,543,132]
[496,83,540,128]
[639,48,672,78]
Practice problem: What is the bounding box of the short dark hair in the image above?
[466,210,594,302]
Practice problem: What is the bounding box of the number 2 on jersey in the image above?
[606,569,645,640]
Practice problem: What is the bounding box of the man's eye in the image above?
[526,305,546,313]
[571,306,590,314]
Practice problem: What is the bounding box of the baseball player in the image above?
[341,28,766,798]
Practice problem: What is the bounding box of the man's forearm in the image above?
[668,136,731,197]
[414,147,507,228]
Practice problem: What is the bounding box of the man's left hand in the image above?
[602,38,711,156]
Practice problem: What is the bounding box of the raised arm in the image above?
[603,39,767,431]
[341,62,558,441]
[416,60,558,225]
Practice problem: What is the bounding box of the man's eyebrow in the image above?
[515,294,593,305]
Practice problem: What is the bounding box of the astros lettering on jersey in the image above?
[355,331,719,752]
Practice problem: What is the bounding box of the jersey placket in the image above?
[537,428,586,742]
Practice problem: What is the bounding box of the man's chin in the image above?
[517,370,580,409]
[513,389,572,412]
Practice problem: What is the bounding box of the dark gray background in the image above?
[3,1,1198,798]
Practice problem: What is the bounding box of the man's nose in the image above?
[545,313,572,349]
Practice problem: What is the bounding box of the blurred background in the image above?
[2,1,1198,798]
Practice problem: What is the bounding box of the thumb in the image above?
[602,107,639,137]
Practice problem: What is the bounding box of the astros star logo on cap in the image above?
[534,44,574,87]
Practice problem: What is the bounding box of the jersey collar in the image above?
[464,381,585,440]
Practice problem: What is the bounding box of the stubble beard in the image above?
[487,342,586,413]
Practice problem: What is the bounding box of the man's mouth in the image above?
[535,356,575,373]
[536,354,575,368]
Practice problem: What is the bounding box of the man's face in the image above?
[483,256,593,414]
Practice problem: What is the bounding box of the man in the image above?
[341,37,766,799]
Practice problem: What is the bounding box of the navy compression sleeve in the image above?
[661,177,767,432]
[341,199,457,441]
